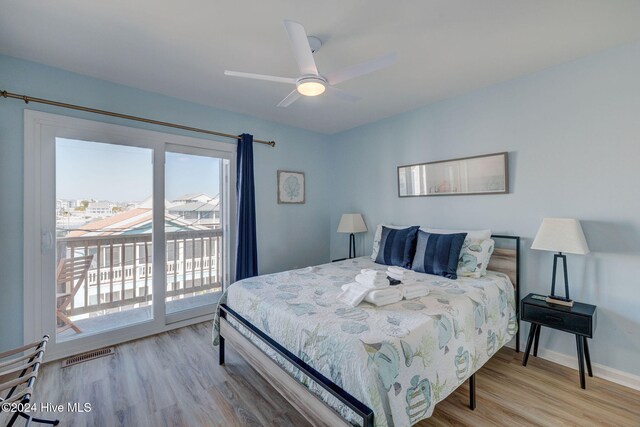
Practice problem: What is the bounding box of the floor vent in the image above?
[62,346,115,367]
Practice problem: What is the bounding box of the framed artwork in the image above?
[397,152,508,197]
[277,170,305,204]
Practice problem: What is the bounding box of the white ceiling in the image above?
[2,1,640,134]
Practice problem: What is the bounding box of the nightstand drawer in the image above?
[522,304,593,337]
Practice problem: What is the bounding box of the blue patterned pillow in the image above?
[374,226,420,268]
[412,231,467,279]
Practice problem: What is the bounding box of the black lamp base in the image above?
[550,252,570,300]
[348,233,356,259]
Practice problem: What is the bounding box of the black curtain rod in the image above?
[1,90,276,147]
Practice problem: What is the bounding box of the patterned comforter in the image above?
[212,257,517,427]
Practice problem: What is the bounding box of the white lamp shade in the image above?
[337,213,368,233]
[531,218,590,255]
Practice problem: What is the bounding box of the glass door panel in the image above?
[165,150,227,315]
[55,138,154,342]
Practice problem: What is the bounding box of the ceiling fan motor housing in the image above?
[307,36,322,53]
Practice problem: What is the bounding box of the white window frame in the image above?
[24,110,236,360]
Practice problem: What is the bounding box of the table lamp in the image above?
[531,218,590,300]
[337,214,367,258]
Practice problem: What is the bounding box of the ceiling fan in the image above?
[224,20,397,107]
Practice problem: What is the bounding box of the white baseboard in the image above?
[505,340,640,391]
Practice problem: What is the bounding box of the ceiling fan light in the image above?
[297,81,326,96]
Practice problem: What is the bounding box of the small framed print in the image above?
[277,170,305,204]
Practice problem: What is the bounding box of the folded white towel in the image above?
[365,295,402,307]
[355,273,389,289]
[388,274,418,285]
[401,283,429,300]
[387,266,415,275]
[388,271,416,281]
[360,268,387,278]
[387,271,401,280]
[387,266,417,281]
[337,282,371,307]
[339,283,402,307]
[367,294,400,304]
[365,287,402,306]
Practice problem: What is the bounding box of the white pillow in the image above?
[371,224,411,260]
[457,239,495,278]
[425,228,491,241]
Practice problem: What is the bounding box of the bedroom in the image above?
[0,1,639,426]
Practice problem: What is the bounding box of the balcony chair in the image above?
[0,335,59,426]
[56,254,94,334]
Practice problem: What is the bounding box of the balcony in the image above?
[56,228,223,340]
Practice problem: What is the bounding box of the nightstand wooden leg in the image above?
[533,325,541,357]
[522,323,537,366]
[583,337,593,377]
[576,334,586,389]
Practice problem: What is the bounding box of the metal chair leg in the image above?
[30,415,60,425]
[7,410,21,427]
[7,411,59,427]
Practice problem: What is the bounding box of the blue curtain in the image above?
[235,133,258,280]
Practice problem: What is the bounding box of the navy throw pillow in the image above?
[375,226,420,268]
[412,231,467,279]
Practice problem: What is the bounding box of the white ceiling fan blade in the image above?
[283,20,319,76]
[325,52,397,86]
[324,86,361,103]
[277,89,302,107]
[224,70,297,85]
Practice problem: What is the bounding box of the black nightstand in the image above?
[521,293,597,389]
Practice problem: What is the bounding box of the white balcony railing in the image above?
[56,229,223,317]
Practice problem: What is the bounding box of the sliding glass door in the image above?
[25,111,235,359]
[55,139,155,342]
[164,146,230,319]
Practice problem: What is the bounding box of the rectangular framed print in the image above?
[277,170,305,204]
[398,152,508,197]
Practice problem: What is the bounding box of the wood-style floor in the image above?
[3,323,638,427]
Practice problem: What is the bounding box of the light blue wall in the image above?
[329,41,640,376]
[0,55,331,351]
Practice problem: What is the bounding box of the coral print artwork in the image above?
[277,170,305,204]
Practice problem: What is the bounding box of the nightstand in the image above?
[521,293,597,389]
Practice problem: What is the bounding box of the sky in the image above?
[56,138,221,202]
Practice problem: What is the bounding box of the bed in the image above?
[213,236,520,427]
